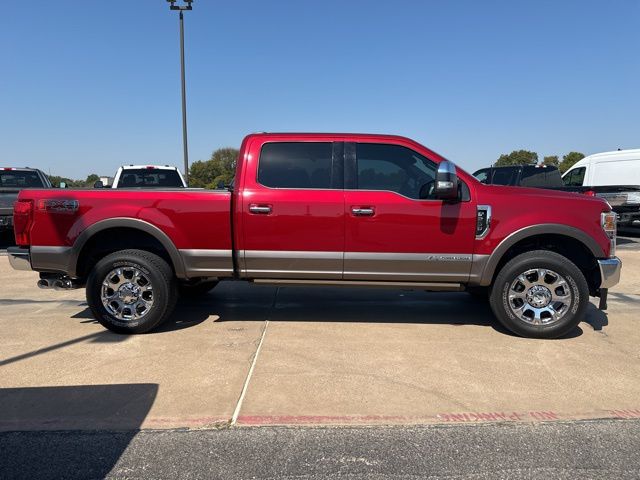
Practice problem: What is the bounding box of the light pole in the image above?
[166,0,193,183]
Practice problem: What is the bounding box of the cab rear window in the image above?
[117,169,184,188]
[0,171,45,188]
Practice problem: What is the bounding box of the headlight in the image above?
[601,211,617,257]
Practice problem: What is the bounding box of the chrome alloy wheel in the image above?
[101,267,154,321]
[507,268,572,326]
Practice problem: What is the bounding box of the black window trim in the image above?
[256,141,345,191]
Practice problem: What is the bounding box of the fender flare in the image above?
[68,217,187,278]
[478,223,605,286]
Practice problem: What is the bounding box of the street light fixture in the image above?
[166,0,193,182]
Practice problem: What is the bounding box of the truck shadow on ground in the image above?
[153,283,588,339]
[0,383,157,479]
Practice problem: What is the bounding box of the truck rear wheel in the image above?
[489,250,589,339]
[86,249,177,334]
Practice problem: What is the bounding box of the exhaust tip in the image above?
[53,279,72,291]
[37,279,51,289]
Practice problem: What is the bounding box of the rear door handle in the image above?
[249,204,272,215]
[351,207,375,217]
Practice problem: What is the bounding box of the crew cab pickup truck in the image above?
[8,133,622,339]
[0,168,51,231]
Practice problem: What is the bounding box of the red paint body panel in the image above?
[20,189,232,250]
[473,183,611,257]
[344,190,476,253]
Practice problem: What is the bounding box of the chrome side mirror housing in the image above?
[435,160,459,201]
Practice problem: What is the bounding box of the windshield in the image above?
[116,169,184,188]
[0,170,45,188]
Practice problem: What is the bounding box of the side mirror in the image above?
[59,182,67,189]
[435,160,459,201]
[93,180,104,189]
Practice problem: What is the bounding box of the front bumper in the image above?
[7,247,31,271]
[598,257,622,289]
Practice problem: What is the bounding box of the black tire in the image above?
[178,280,219,298]
[86,249,177,334]
[489,250,589,339]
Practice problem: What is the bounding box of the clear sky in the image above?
[1,0,639,179]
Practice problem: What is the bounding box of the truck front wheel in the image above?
[86,249,177,334]
[489,250,589,339]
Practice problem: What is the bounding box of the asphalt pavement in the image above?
[2,420,640,479]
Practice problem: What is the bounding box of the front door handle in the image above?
[249,204,272,215]
[351,207,375,217]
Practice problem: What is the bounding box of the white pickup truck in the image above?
[110,165,187,188]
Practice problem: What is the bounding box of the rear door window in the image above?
[258,142,335,189]
[563,167,586,186]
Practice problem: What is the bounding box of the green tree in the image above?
[559,152,585,173]
[85,174,100,186]
[543,155,559,167]
[495,150,538,166]
[189,148,239,188]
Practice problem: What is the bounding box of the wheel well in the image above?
[76,227,174,278]
[491,234,600,295]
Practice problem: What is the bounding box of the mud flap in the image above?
[598,288,608,310]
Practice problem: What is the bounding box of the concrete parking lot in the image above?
[1,234,639,432]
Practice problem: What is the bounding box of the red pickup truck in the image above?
[8,133,621,339]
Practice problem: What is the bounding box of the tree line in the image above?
[495,150,585,173]
[48,173,101,188]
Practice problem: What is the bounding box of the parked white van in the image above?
[563,149,640,226]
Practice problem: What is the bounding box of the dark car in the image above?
[0,168,51,231]
[473,165,564,188]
